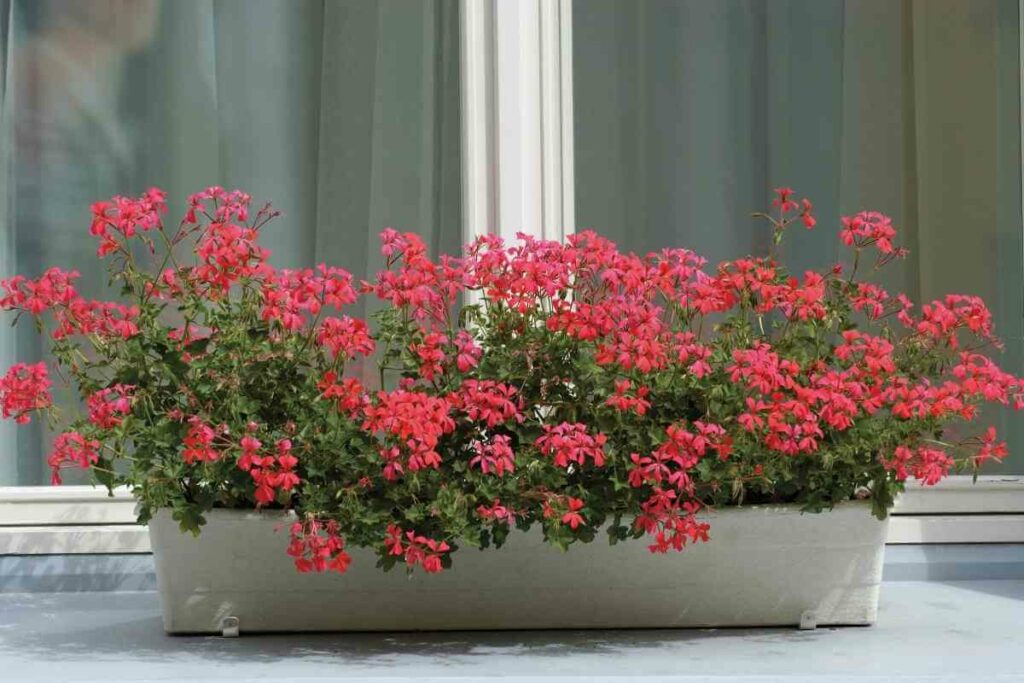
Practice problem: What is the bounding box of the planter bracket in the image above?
[220,616,240,638]
[799,610,818,630]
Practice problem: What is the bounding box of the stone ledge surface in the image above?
[0,580,1021,681]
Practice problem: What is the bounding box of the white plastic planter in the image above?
[149,502,888,635]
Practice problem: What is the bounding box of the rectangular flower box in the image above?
[150,502,888,634]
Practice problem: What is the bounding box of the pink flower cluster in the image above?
[262,266,358,331]
[560,497,586,529]
[407,330,484,380]
[773,187,816,229]
[0,363,52,424]
[471,233,576,314]
[317,316,375,360]
[385,524,450,573]
[450,380,523,427]
[453,331,482,372]
[1,267,138,341]
[47,431,101,485]
[89,188,167,256]
[288,518,351,574]
[318,372,367,415]
[477,497,518,524]
[52,300,139,340]
[195,221,269,294]
[182,417,221,464]
[535,423,607,469]
[883,445,955,485]
[238,436,301,504]
[363,390,456,479]
[410,332,447,381]
[636,498,710,554]
[917,295,995,348]
[185,186,253,225]
[1,267,79,314]
[605,379,651,415]
[469,434,515,476]
[368,229,467,325]
[86,384,135,429]
[840,210,897,253]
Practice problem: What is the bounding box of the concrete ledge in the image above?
[1,581,1022,680]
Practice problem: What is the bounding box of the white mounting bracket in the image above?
[799,610,819,630]
[220,616,240,638]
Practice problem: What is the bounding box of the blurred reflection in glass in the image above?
[0,0,462,484]
[16,0,158,277]
[3,1,159,485]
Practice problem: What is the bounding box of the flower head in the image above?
[0,363,52,424]
[47,432,101,485]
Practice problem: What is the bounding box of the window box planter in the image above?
[150,501,887,634]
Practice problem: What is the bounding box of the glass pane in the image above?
[0,0,462,485]
[573,0,1024,473]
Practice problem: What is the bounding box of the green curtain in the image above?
[574,0,1024,473]
[0,0,462,485]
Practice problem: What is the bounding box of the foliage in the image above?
[2,186,1019,574]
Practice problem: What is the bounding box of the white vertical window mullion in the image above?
[495,0,544,239]
[557,0,576,237]
[540,0,575,239]
[460,0,497,244]
[460,0,574,244]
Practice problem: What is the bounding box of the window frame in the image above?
[2,477,1022,553]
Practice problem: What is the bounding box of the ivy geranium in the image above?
[1,185,1021,575]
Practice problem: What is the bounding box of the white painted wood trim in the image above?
[462,0,573,243]
[893,476,1024,514]
[0,485,131,502]
[888,515,1024,544]
[0,486,145,553]
[1,476,1024,553]
[558,0,576,236]
[460,0,496,243]
[0,525,150,555]
[6,518,1024,555]
[0,486,136,525]
[494,0,544,239]
[540,0,575,238]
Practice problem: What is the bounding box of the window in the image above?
[1,0,1020,544]
[0,0,462,485]
[573,0,1024,476]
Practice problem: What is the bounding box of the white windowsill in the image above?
[0,485,137,525]
[0,476,1022,554]
[891,475,1024,514]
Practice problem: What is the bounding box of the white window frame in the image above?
[0,486,147,554]
[461,0,574,244]
[3,477,1023,553]
[0,0,1022,554]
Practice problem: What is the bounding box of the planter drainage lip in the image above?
[150,501,888,635]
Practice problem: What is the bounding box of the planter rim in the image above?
[161,498,877,522]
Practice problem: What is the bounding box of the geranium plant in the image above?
[2,186,1020,574]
